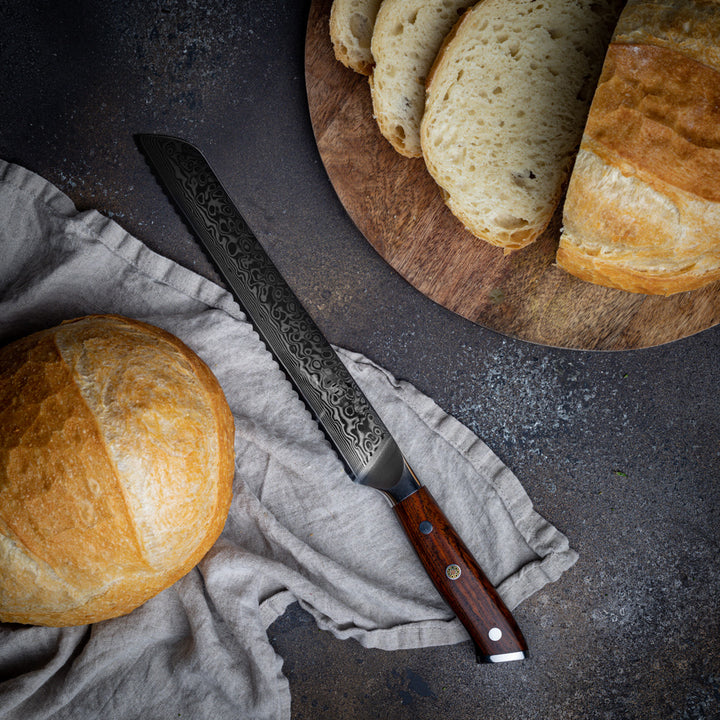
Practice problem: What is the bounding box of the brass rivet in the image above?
[445,564,461,580]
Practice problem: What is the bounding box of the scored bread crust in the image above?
[330,0,384,75]
[557,0,720,295]
[369,0,475,157]
[0,315,235,626]
[420,0,623,252]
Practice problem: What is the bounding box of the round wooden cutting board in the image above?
[304,0,720,351]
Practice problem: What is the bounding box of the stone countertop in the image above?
[2,1,718,717]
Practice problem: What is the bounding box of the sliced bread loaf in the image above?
[369,0,474,157]
[330,0,383,75]
[557,0,720,295]
[420,0,623,252]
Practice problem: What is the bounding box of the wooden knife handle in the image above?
[393,486,528,662]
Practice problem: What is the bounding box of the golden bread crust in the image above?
[0,315,235,626]
[558,0,720,295]
[586,44,720,202]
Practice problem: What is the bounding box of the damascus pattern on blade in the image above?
[140,135,388,477]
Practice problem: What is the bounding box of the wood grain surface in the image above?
[393,485,528,662]
[304,0,720,351]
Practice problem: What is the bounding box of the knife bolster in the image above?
[378,457,423,504]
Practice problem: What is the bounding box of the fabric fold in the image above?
[0,160,577,720]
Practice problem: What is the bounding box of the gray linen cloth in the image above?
[0,160,578,720]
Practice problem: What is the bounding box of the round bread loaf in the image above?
[0,315,235,626]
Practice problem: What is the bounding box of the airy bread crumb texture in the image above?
[369,0,475,157]
[330,0,384,74]
[421,0,622,251]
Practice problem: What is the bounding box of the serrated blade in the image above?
[136,133,528,663]
[137,133,409,495]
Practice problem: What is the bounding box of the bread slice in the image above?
[420,0,623,252]
[330,0,383,75]
[369,0,475,157]
[557,0,720,295]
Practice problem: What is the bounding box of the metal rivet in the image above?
[488,627,503,642]
[445,564,462,580]
[419,521,433,534]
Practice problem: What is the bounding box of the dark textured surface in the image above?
[2,1,719,718]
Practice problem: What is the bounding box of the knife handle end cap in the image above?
[477,649,528,664]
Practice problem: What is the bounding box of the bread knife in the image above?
[136,133,528,663]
